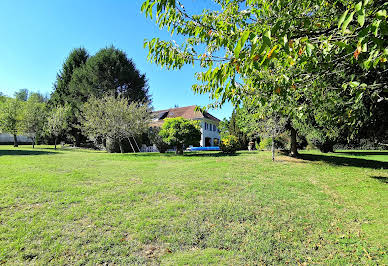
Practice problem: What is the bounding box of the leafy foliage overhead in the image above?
[142,0,386,100]
[142,0,387,144]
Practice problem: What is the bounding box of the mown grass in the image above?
[0,146,387,264]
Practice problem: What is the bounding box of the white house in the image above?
[152,105,221,147]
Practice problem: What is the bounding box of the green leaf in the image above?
[263,35,271,47]
[234,30,250,58]
[362,42,367,52]
[306,43,314,56]
[357,9,365,26]
[338,10,349,28]
[300,37,308,43]
[349,81,360,88]
[376,10,387,18]
[335,41,348,48]
[264,30,271,40]
[358,27,369,38]
[342,11,355,32]
[372,20,381,36]
[355,1,362,12]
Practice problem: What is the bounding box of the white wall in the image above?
[0,133,32,144]
[199,118,221,147]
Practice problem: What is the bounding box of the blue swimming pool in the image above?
[188,146,221,151]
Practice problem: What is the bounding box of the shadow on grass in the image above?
[128,152,178,157]
[336,151,388,156]
[184,152,239,157]
[0,150,58,156]
[370,176,388,184]
[300,153,388,169]
[122,152,239,158]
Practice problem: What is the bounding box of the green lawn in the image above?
[0,146,387,264]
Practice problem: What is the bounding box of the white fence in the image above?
[0,134,32,144]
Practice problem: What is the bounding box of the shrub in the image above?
[334,139,388,150]
[259,138,272,150]
[148,126,169,153]
[159,117,201,155]
[306,143,317,150]
[255,141,260,151]
[220,135,239,154]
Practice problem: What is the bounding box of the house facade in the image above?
[152,105,221,147]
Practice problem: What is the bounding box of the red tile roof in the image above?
[151,105,220,127]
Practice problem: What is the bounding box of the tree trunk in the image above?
[54,137,57,150]
[119,140,125,154]
[75,134,81,147]
[176,144,183,155]
[32,137,35,149]
[290,126,298,157]
[13,134,18,147]
[272,132,275,162]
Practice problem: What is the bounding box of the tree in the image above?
[50,48,90,106]
[237,103,287,161]
[50,48,89,146]
[80,94,152,153]
[219,109,249,150]
[159,117,201,155]
[141,0,387,155]
[20,94,46,148]
[0,98,23,147]
[14,89,29,101]
[50,47,150,146]
[0,92,5,103]
[45,105,70,149]
[69,46,150,103]
[29,92,49,103]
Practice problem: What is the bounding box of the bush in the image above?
[259,134,292,151]
[159,117,201,155]
[311,139,335,153]
[259,138,272,150]
[220,135,239,154]
[148,126,169,153]
[306,143,317,150]
[333,139,388,150]
[255,141,260,151]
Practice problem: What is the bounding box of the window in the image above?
[213,125,217,132]
[205,122,208,130]
[209,124,212,131]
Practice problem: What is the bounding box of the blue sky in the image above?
[0,0,233,119]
